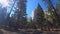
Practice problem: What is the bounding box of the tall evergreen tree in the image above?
[14,0,27,29]
[56,0,60,27]
[0,7,7,27]
[43,0,60,29]
[36,4,45,30]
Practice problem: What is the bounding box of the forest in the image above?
[0,0,60,31]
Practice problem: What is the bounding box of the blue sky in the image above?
[0,0,59,18]
[26,0,58,18]
[26,0,47,18]
[26,0,38,18]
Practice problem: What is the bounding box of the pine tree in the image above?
[0,7,7,27]
[36,4,45,30]
[56,0,60,27]
[14,0,27,29]
[43,0,60,29]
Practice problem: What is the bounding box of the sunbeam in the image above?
[0,0,9,8]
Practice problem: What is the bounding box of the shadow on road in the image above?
[0,30,3,34]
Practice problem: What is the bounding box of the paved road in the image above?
[0,29,60,34]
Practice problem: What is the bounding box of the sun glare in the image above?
[0,0,9,7]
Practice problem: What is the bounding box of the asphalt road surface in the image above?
[0,29,60,34]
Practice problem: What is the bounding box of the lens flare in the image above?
[0,0,9,7]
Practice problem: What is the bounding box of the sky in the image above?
[27,0,38,18]
[26,0,47,18]
[0,0,46,18]
[26,0,58,18]
[0,0,59,18]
